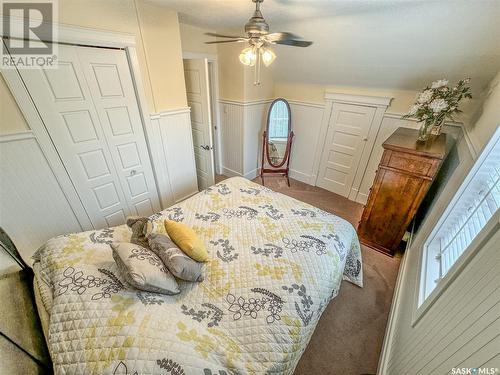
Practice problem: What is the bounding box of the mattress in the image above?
[33,177,363,375]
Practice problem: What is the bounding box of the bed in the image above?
[33,177,363,375]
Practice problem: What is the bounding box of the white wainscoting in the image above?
[218,98,470,205]
[148,108,199,206]
[219,100,244,177]
[219,99,324,183]
[0,132,83,266]
[219,99,270,180]
[287,101,325,185]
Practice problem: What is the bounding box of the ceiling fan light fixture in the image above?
[261,47,276,67]
[239,46,257,66]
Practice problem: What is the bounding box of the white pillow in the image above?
[111,242,179,295]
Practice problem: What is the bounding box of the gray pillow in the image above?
[126,216,149,248]
[148,233,205,282]
[111,242,180,295]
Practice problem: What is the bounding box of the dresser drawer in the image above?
[381,150,435,176]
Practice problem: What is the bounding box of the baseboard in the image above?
[221,166,243,178]
[244,168,258,180]
[356,192,369,205]
[376,232,412,374]
[289,169,316,185]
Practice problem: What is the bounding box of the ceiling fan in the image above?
[204,0,313,85]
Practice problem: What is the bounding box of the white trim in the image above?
[286,100,325,109]
[413,212,499,326]
[1,22,159,228]
[384,112,462,127]
[244,168,258,180]
[221,166,243,178]
[313,93,391,196]
[219,98,274,107]
[377,231,414,375]
[150,107,191,119]
[208,60,223,175]
[218,98,325,109]
[311,100,334,185]
[1,15,136,48]
[288,169,316,185]
[412,127,500,325]
[1,60,93,231]
[0,131,35,143]
[324,91,392,107]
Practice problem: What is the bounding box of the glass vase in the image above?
[417,120,434,142]
[417,119,444,142]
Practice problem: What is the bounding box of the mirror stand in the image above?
[260,130,294,187]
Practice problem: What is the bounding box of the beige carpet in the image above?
[217,174,401,375]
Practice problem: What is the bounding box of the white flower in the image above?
[417,90,433,104]
[408,104,420,116]
[429,98,448,113]
[431,79,449,89]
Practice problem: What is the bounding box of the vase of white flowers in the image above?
[404,78,472,142]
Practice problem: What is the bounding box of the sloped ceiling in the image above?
[155,0,500,93]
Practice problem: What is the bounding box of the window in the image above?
[419,127,500,306]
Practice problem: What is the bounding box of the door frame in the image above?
[1,17,160,229]
[183,51,222,175]
[312,92,392,202]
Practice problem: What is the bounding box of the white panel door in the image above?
[317,103,376,196]
[76,46,160,218]
[18,44,159,229]
[184,58,215,190]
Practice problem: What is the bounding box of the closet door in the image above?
[18,44,159,229]
[76,47,160,219]
[316,103,376,196]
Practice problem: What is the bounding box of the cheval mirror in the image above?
[260,98,294,186]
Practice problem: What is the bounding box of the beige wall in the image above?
[466,70,500,153]
[135,1,187,110]
[217,43,244,101]
[0,75,29,135]
[217,43,275,102]
[274,82,418,113]
[1,0,186,127]
[179,23,217,55]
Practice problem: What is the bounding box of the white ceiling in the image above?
[156,0,500,93]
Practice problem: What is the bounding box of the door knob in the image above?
[200,145,212,150]
[129,169,137,176]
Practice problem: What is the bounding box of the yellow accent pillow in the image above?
[164,220,209,262]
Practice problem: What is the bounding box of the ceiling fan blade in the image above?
[275,39,313,47]
[264,32,300,42]
[205,39,247,44]
[205,32,246,39]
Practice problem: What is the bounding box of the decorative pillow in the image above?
[126,216,149,248]
[145,218,168,237]
[148,233,205,282]
[164,220,209,262]
[110,242,180,295]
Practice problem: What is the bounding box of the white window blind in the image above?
[420,127,500,303]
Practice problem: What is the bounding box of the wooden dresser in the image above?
[357,127,448,256]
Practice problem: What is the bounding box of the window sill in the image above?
[411,211,499,327]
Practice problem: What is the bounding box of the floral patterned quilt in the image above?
[33,177,363,375]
